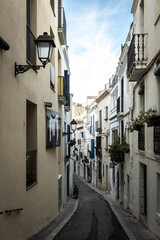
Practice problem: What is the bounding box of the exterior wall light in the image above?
[15,32,56,76]
[62,119,77,136]
[44,102,52,108]
[0,36,10,51]
[70,119,77,133]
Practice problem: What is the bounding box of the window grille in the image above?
[138,125,145,151]
[154,126,160,155]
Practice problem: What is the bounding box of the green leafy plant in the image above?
[127,109,155,132]
[69,138,76,146]
[109,138,130,163]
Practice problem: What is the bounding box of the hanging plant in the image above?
[127,109,155,132]
[108,138,130,163]
[69,138,76,146]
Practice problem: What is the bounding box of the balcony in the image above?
[127,34,147,81]
[58,7,67,45]
[58,76,67,105]
[95,121,102,133]
[109,75,118,89]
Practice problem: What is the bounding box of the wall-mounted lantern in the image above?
[15,32,56,76]
[70,119,77,133]
[62,119,77,136]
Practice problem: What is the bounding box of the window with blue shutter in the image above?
[90,139,95,159]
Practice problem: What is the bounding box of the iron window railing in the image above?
[138,125,145,151]
[154,126,160,155]
[127,34,147,74]
[26,25,36,65]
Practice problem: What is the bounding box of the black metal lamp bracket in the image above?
[15,62,44,77]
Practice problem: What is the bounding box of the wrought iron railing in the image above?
[138,126,145,151]
[127,34,147,73]
[58,7,66,42]
[26,25,36,65]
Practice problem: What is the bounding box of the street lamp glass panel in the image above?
[38,42,50,63]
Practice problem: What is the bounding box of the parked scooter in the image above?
[73,182,79,199]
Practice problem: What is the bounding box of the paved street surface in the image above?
[53,175,129,240]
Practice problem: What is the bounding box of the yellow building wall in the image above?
[0,0,64,239]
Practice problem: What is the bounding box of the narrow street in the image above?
[54,175,129,240]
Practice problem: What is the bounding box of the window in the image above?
[26,0,36,65]
[121,78,124,112]
[157,173,160,214]
[155,0,160,25]
[99,110,102,129]
[96,137,102,157]
[113,166,115,184]
[111,88,118,109]
[105,136,108,150]
[26,100,37,188]
[98,161,102,180]
[138,126,145,151]
[121,120,124,139]
[50,63,55,90]
[112,129,118,143]
[105,106,108,120]
[93,115,95,132]
[90,139,95,159]
[50,0,55,16]
[154,126,160,155]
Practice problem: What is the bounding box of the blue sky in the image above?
[64,0,133,104]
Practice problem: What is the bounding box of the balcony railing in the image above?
[95,121,102,133]
[26,25,36,65]
[58,76,67,105]
[58,7,66,45]
[127,34,147,81]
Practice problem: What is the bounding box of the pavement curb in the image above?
[45,198,79,240]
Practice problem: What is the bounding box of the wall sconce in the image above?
[0,36,10,51]
[44,102,52,108]
[62,119,77,136]
[15,32,56,76]
[70,119,77,133]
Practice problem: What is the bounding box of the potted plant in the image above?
[127,109,156,132]
[108,138,130,163]
[69,138,76,146]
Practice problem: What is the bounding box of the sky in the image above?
[64,0,133,105]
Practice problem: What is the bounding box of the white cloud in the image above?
[67,4,123,104]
